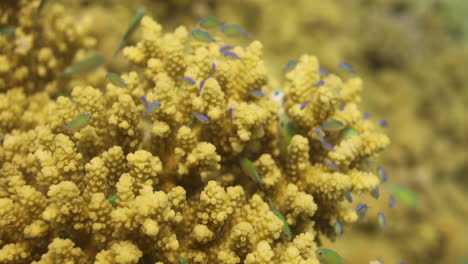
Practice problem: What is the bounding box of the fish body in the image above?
[315,248,343,264]
[379,120,388,127]
[383,184,418,209]
[356,203,368,219]
[377,212,386,230]
[314,80,325,87]
[182,77,196,85]
[389,194,396,208]
[248,90,265,98]
[370,186,380,199]
[300,100,311,110]
[338,62,355,73]
[115,8,146,54]
[63,55,104,75]
[212,63,216,72]
[283,60,298,73]
[193,113,210,124]
[228,107,233,123]
[319,67,329,76]
[326,162,340,172]
[322,120,345,132]
[63,114,92,131]
[223,51,241,59]
[342,127,359,137]
[197,17,223,29]
[279,115,295,152]
[240,157,263,184]
[267,198,292,240]
[179,256,189,264]
[364,112,370,119]
[378,167,388,182]
[221,24,249,37]
[192,29,216,42]
[106,194,119,204]
[106,72,127,87]
[335,222,343,236]
[219,45,233,52]
[345,191,353,203]
[144,102,161,115]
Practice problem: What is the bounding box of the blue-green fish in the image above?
[179,256,189,264]
[191,29,216,42]
[364,112,370,119]
[115,8,146,55]
[356,203,369,219]
[63,55,104,75]
[383,184,418,209]
[377,212,386,230]
[370,186,380,199]
[182,77,196,85]
[378,167,388,182]
[326,162,340,172]
[283,60,298,73]
[219,45,233,52]
[314,80,325,87]
[248,90,265,98]
[315,248,343,264]
[300,100,311,110]
[345,191,353,203]
[379,120,388,127]
[280,116,295,152]
[267,198,292,240]
[240,157,264,185]
[389,194,396,208]
[0,26,15,37]
[321,120,345,132]
[228,107,233,123]
[35,0,48,18]
[334,222,343,236]
[106,72,127,87]
[338,62,355,73]
[63,114,92,131]
[106,194,119,204]
[193,113,210,124]
[223,51,241,59]
[220,24,249,37]
[141,96,161,115]
[197,17,224,29]
[319,67,329,76]
[342,127,359,138]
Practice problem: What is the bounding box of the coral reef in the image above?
[0,2,391,263]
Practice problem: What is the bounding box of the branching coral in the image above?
[0,3,390,263]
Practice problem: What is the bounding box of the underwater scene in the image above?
[0,0,467,263]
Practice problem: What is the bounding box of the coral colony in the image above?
[0,1,398,263]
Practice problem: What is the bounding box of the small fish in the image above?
[115,8,146,55]
[319,67,329,76]
[267,198,292,240]
[270,89,285,104]
[248,90,265,98]
[179,256,189,264]
[63,114,92,131]
[345,191,353,203]
[106,72,127,87]
[106,194,119,204]
[314,128,325,141]
[181,77,196,85]
[219,45,233,52]
[193,113,210,124]
[315,248,343,264]
[322,140,335,151]
[144,102,161,115]
[300,100,311,110]
[321,120,345,132]
[212,63,216,72]
[191,29,216,42]
[378,167,388,182]
[279,116,295,156]
[220,24,249,37]
[377,212,386,230]
[326,162,340,172]
[140,96,149,107]
[356,204,369,219]
[335,222,343,236]
[370,186,380,199]
[223,51,241,59]
[283,60,298,73]
[364,112,370,119]
[35,0,47,18]
[389,194,396,208]
[198,76,211,94]
[342,127,359,138]
[228,107,233,123]
[197,17,224,29]
[63,55,105,75]
[339,102,345,111]
[314,80,325,87]
[338,62,355,73]
[383,184,418,209]
[379,120,388,127]
[240,157,264,185]
[0,26,15,37]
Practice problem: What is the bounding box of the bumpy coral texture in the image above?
[0,4,389,263]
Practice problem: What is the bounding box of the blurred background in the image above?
[63,0,468,263]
